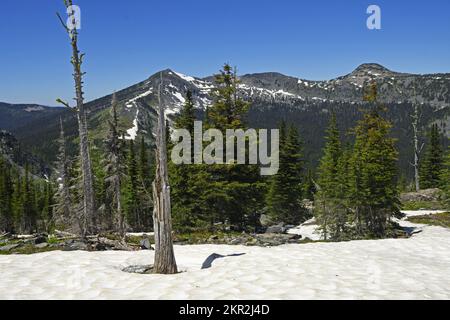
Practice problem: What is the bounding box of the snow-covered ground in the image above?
[1,211,449,300]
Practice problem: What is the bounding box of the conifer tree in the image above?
[204,64,265,229]
[21,164,37,233]
[349,83,400,237]
[314,112,349,239]
[267,122,306,225]
[420,124,444,189]
[125,140,141,230]
[0,158,14,233]
[54,118,72,226]
[440,145,450,206]
[170,90,200,230]
[137,136,153,230]
[302,169,317,201]
[104,93,127,237]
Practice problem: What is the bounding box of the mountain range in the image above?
[1,63,449,178]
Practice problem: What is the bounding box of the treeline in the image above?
[1,65,449,239]
[0,159,53,234]
[314,84,450,240]
[169,65,311,232]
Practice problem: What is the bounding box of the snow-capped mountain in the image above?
[1,63,448,174]
[74,63,448,142]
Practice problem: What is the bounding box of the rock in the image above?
[94,242,107,251]
[400,188,442,202]
[0,244,20,252]
[259,214,273,227]
[265,223,287,234]
[35,243,49,249]
[140,238,153,250]
[230,238,243,245]
[208,235,219,242]
[245,238,258,246]
[34,235,47,245]
[63,240,89,251]
[122,265,153,274]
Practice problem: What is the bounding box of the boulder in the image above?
[35,243,49,249]
[259,214,273,227]
[400,188,442,202]
[265,223,287,234]
[0,244,20,252]
[122,265,153,274]
[140,238,153,250]
[34,235,48,245]
[63,240,89,251]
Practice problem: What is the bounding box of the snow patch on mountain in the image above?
[124,109,139,140]
[125,89,153,108]
[25,106,45,112]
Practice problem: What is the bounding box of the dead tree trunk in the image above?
[152,73,178,274]
[411,86,423,192]
[57,0,95,237]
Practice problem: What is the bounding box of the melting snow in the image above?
[124,110,139,140]
[125,89,153,108]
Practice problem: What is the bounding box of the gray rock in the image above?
[122,265,153,274]
[0,244,20,252]
[140,238,153,250]
[35,243,49,249]
[259,214,273,227]
[230,238,243,245]
[400,188,442,202]
[265,223,286,234]
[63,241,88,251]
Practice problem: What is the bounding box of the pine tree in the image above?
[314,112,349,239]
[420,124,444,189]
[54,118,73,227]
[21,164,37,233]
[41,182,55,233]
[104,93,127,237]
[440,145,450,206]
[137,136,153,230]
[204,64,265,229]
[348,83,400,237]
[125,140,141,230]
[302,169,316,201]
[0,157,14,233]
[267,122,306,225]
[170,90,201,230]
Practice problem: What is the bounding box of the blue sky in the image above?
[1,0,449,105]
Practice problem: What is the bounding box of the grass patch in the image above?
[407,212,450,228]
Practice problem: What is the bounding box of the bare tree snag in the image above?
[411,86,424,192]
[57,0,95,237]
[152,73,178,274]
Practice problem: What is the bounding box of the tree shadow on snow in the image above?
[201,253,246,269]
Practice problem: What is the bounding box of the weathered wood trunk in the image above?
[152,74,178,274]
[412,100,421,192]
[410,84,423,193]
[60,1,96,237]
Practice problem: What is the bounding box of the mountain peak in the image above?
[353,63,391,74]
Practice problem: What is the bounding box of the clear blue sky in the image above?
[1,0,449,105]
